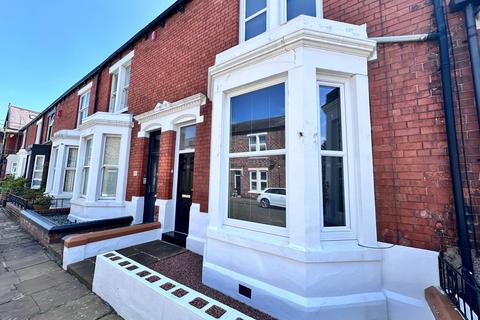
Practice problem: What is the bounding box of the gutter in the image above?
[433,0,474,274]
[18,0,191,132]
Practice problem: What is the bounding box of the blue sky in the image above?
[0,0,176,124]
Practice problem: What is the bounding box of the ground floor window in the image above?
[228,82,287,228]
[100,135,120,199]
[63,147,78,193]
[319,84,348,228]
[31,155,45,189]
[81,138,92,197]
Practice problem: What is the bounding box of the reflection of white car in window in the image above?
[257,188,286,208]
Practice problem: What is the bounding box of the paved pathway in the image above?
[0,208,122,320]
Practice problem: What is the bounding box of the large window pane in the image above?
[322,156,345,227]
[103,137,121,165]
[230,83,285,153]
[180,125,196,150]
[245,12,267,41]
[246,0,266,17]
[229,155,286,227]
[64,171,75,193]
[319,86,342,151]
[287,0,317,21]
[101,168,119,197]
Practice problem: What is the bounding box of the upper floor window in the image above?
[286,0,317,21]
[46,110,55,142]
[241,0,267,41]
[78,82,92,126]
[109,51,134,113]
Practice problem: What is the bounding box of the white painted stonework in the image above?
[93,252,254,320]
[5,154,18,176]
[14,149,28,179]
[134,93,206,228]
[205,15,388,320]
[62,228,162,269]
[45,129,80,207]
[186,203,208,255]
[69,112,132,222]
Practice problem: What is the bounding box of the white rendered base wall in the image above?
[69,199,128,222]
[381,243,438,320]
[186,204,208,255]
[93,252,253,320]
[126,197,145,225]
[62,228,162,269]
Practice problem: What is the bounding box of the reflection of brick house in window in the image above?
[229,116,286,199]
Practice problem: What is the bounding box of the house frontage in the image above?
[4,0,480,319]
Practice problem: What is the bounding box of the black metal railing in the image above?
[439,253,480,320]
[5,193,70,211]
[6,193,34,209]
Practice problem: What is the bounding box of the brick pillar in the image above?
[126,124,149,200]
[157,130,176,200]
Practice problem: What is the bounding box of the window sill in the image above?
[207,226,382,263]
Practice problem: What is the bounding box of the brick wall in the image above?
[3,133,20,154]
[323,0,480,250]
[156,130,176,200]
[124,0,239,213]
[24,123,37,148]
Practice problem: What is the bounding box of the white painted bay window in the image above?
[31,155,45,189]
[228,82,286,229]
[109,51,134,113]
[81,138,92,197]
[63,147,78,193]
[100,135,120,199]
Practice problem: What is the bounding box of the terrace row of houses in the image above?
[2,0,480,318]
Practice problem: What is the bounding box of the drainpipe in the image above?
[433,0,474,274]
[464,3,480,129]
[93,70,101,114]
[371,33,439,43]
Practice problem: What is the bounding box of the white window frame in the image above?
[239,0,269,42]
[281,0,322,23]
[46,110,55,142]
[98,135,121,200]
[49,147,58,191]
[247,132,267,152]
[35,119,42,144]
[31,155,45,189]
[317,77,356,240]
[248,168,268,193]
[109,51,134,114]
[77,82,92,127]
[81,137,93,198]
[224,77,288,236]
[10,162,17,175]
[62,146,78,193]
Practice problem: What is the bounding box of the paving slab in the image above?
[0,208,122,319]
[31,293,113,320]
[15,260,60,282]
[32,278,90,312]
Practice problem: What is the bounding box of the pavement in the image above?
[0,208,122,320]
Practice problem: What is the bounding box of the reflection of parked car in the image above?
[257,188,286,208]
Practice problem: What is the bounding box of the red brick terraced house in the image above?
[7,0,480,319]
[0,104,39,178]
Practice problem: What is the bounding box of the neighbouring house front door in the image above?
[143,130,161,223]
[174,152,194,234]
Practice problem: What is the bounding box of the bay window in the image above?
[228,82,286,228]
[319,84,348,229]
[63,147,78,193]
[31,155,45,189]
[241,0,267,41]
[81,138,92,197]
[100,135,121,199]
